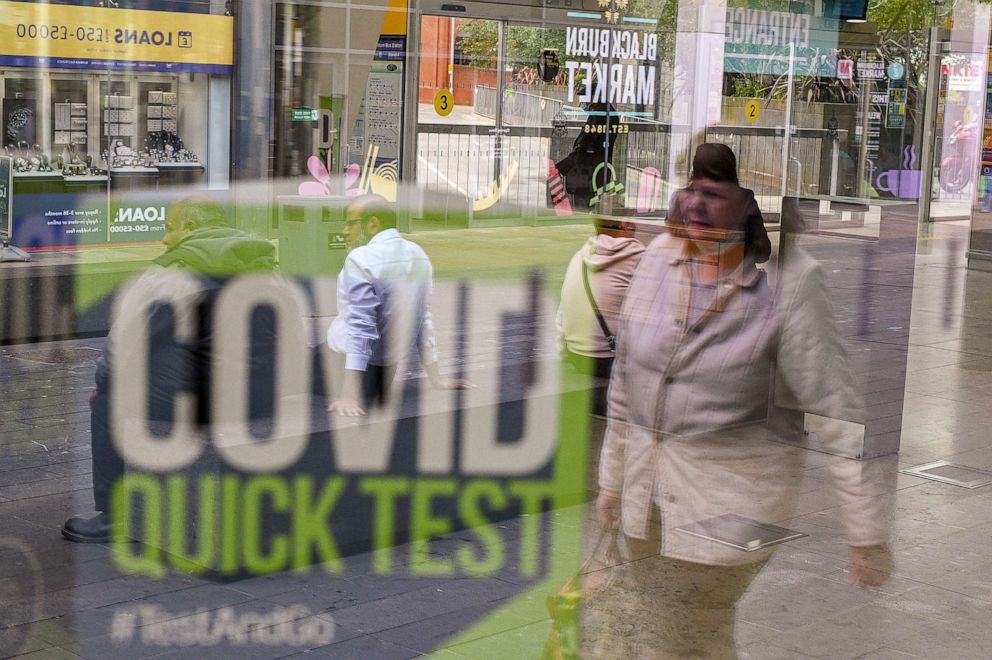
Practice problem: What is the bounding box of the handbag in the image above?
[541,529,623,660]
[581,261,616,353]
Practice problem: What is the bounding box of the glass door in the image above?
[415,14,506,224]
[414,10,670,224]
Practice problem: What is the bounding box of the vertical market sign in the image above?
[0,0,233,73]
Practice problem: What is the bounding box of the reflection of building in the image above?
[2,0,992,267]
[1,0,232,249]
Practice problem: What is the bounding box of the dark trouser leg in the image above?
[90,390,123,513]
[361,364,398,410]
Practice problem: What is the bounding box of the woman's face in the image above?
[681,177,745,248]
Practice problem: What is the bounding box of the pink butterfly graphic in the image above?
[297,153,361,196]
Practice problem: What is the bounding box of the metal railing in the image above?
[704,125,846,199]
[474,85,568,127]
[417,107,846,214]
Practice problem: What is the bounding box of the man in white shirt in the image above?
[326,195,469,416]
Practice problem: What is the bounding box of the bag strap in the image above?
[581,261,616,353]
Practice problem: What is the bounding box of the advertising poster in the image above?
[11,190,109,248]
[0,0,233,73]
[11,190,174,248]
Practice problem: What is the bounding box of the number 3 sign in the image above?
[434,89,454,117]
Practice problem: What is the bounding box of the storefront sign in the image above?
[0,1,234,73]
[722,9,838,76]
[943,58,983,92]
[12,191,109,249]
[563,28,657,105]
[11,189,174,249]
[857,60,886,81]
[837,59,853,81]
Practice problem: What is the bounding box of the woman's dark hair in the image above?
[690,142,739,185]
[683,143,772,263]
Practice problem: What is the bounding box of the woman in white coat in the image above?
[589,144,893,658]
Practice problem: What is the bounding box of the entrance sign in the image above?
[0,0,234,73]
[723,10,838,75]
[744,99,761,124]
[434,89,454,117]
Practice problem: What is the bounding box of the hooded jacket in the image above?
[153,225,276,275]
[97,226,277,418]
[557,234,645,358]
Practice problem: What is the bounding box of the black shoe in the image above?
[61,512,112,543]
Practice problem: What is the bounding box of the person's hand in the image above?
[596,489,621,530]
[328,397,365,417]
[848,544,893,588]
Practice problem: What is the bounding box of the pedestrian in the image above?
[557,214,644,416]
[62,197,276,542]
[326,195,470,417]
[587,144,894,657]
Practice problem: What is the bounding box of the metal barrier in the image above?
[417,109,843,214]
[417,121,681,212]
[473,85,568,127]
[704,125,845,198]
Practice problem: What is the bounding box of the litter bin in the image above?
[276,195,349,277]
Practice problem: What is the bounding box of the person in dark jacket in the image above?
[62,197,275,542]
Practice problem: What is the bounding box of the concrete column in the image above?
[668,1,727,194]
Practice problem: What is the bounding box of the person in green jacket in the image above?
[62,197,275,543]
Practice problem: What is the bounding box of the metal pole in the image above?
[492,20,506,185]
[449,17,455,93]
[857,75,871,198]
[918,26,943,224]
[830,136,840,196]
[781,42,795,200]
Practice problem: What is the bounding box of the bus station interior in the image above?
[2,0,992,658]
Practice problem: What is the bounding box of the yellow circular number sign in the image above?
[434,89,454,117]
[745,99,760,124]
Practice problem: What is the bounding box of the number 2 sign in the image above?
[745,99,760,124]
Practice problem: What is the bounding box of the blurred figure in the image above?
[666,143,772,265]
[326,195,469,417]
[557,214,644,495]
[557,215,644,417]
[554,96,618,209]
[62,198,276,542]
[588,144,893,657]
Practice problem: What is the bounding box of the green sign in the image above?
[0,156,10,236]
[291,108,318,122]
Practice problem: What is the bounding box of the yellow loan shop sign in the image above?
[0,1,234,73]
